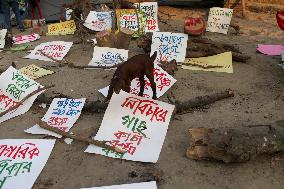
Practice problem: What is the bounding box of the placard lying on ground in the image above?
[25,98,85,138]
[88,47,128,67]
[81,181,157,189]
[85,91,175,163]
[0,66,42,124]
[84,11,113,31]
[0,29,7,49]
[150,32,188,62]
[182,52,233,73]
[206,7,233,34]
[20,64,54,80]
[99,65,176,99]
[13,33,40,45]
[24,41,73,61]
[47,20,76,35]
[116,9,146,37]
[257,44,284,56]
[0,139,56,189]
[134,2,159,32]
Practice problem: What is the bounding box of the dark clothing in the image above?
[1,0,24,31]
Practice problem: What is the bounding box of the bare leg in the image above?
[138,76,145,97]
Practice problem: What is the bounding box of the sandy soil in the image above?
[0,4,284,189]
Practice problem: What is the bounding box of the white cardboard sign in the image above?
[13,33,40,45]
[85,91,175,163]
[89,47,128,67]
[81,181,157,189]
[84,11,113,31]
[0,139,56,189]
[24,41,73,62]
[135,2,159,32]
[0,29,7,49]
[206,7,233,34]
[150,32,188,62]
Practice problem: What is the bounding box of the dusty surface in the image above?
[1,4,284,189]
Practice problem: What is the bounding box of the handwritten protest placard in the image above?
[24,41,73,62]
[0,29,7,49]
[25,98,85,138]
[85,91,175,163]
[134,2,159,32]
[47,20,76,35]
[0,67,43,124]
[150,32,188,62]
[116,9,146,37]
[20,64,54,80]
[13,33,40,45]
[84,11,113,31]
[0,139,55,189]
[89,47,128,67]
[182,52,233,73]
[99,65,176,99]
[206,7,233,34]
[81,181,157,189]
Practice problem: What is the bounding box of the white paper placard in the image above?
[81,181,157,189]
[84,11,113,31]
[13,33,40,45]
[99,65,176,99]
[135,2,159,32]
[150,32,188,62]
[0,29,7,49]
[25,98,85,137]
[66,8,73,21]
[89,47,128,67]
[85,91,175,163]
[206,7,233,34]
[0,139,56,189]
[0,66,43,124]
[24,41,73,62]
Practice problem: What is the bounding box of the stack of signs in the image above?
[24,41,73,62]
[85,91,175,163]
[206,7,233,34]
[0,139,55,189]
[84,11,113,31]
[47,20,76,35]
[81,181,157,189]
[0,67,43,124]
[150,32,188,62]
[0,29,7,49]
[88,47,128,67]
[20,64,54,80]
[99,65,176,99]
[25,98,85,138]
[134,2,159,32]
[13,33,40,45]
[182,52,233,73]
[116,9,146,37]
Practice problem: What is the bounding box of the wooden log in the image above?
[186,120,284,163]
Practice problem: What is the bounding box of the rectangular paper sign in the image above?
[206,7,233,34]
[20,64,54,80]
[135,2,159,32]
[81,181,157,189]
[84,11,113,31]
[85,91,175,163]
[13,33,40,45]
[47,20,76,35]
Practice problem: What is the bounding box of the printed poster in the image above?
[0,29,7,49]
[25,98,85,138]
[150,32,188,62]
[85,91,175,163]
[81,181,157,189]
[134,2,159,32]
[0,67,43,124]
[99,65,176,99]
[0,139,56,189]
[47,20,76,35]
[24,41,73,62]
[182,52,233,73]
[89,47,128,67]
[19,64,54,80]
[206,7,233,34]
[13,33,40,45]
[84,11,113,31]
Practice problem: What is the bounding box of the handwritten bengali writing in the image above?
[0,143,39,160]
[13,34,38,44]
[92,12,111,30]
[100,52,122,65]
[122,115,147,137]
[138,3,158,31]
[101,148,125,159]
[35,44,66,58]
[209,8,233,17]
[48,20,76,35]
[0,89,17,111]
[120,14,139,30]
[121,97,168,123]
[207,8,233,34]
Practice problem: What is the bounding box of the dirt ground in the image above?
[0,4,284,189]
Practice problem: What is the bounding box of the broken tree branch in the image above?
[38,121,125,154]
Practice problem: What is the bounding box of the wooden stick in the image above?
[0,85,55,118]
[37,121,125,154]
